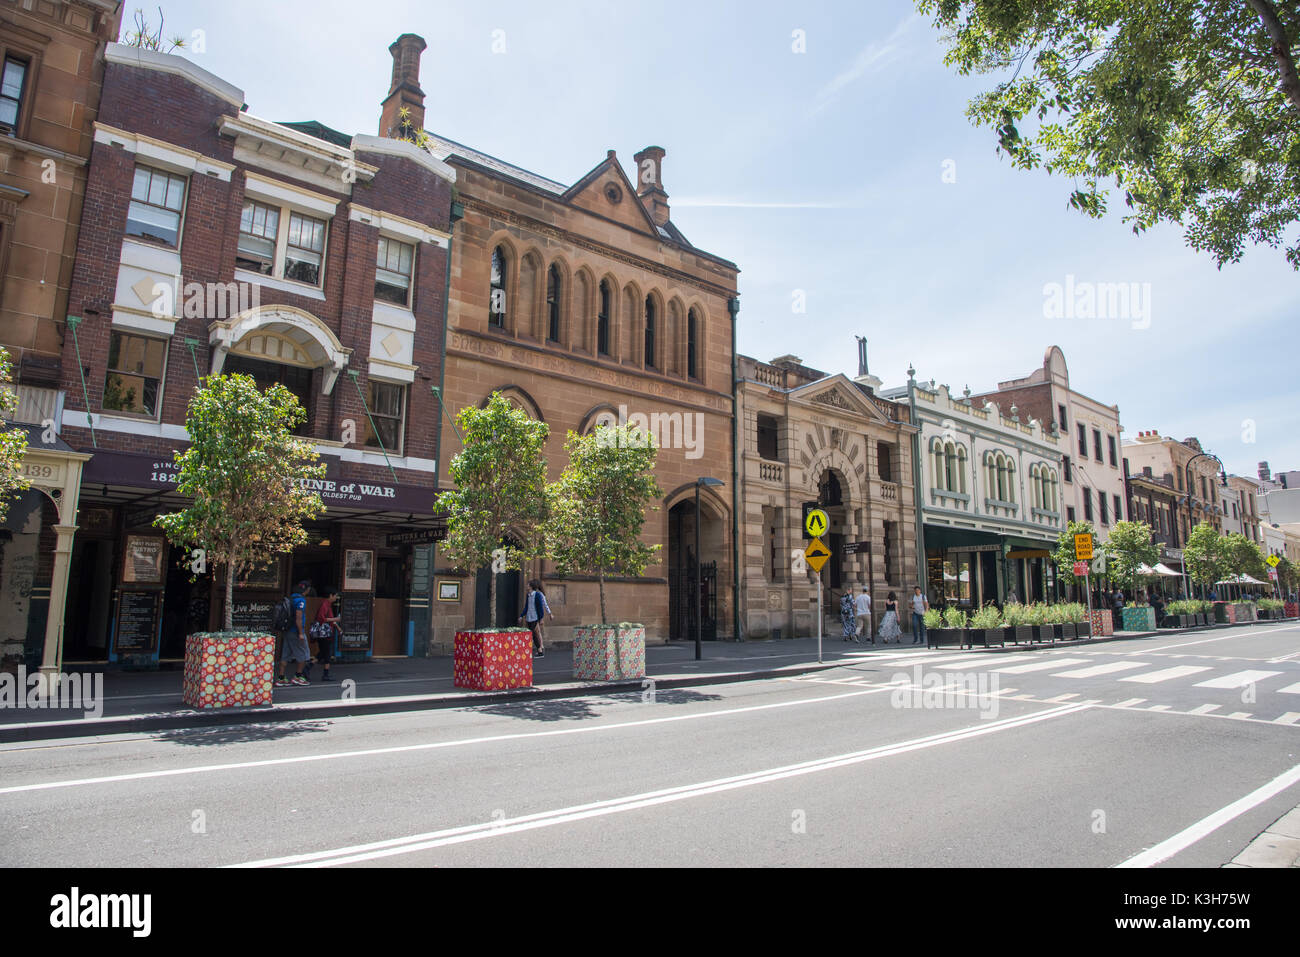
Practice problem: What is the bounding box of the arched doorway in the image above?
[668,496,725,641]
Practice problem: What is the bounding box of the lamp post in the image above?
[1181,451,1226,600]
[694,476,724,661]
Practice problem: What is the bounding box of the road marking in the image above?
[0,683,906,796]
[1133,624,1297,654]
[1193,670,1282,690]
[230,704,1092,868]
[1277,682,1300,695]
[1051,662,1150,679]
[1116,761,1300,867]
[932,654,1035,670]
[1225,712,1253,719]
[1147,705,1172,711]
[1113,698,1147,708]
[1044,693,1080,702]
[1275,713,1300,726]
[1267,651,1300,663]
[993,658,1090,674]
[1188,704,1221,715]
[1119,665,1213,684]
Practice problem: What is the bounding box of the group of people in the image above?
[275,580,341,688]
[838,585,930,645]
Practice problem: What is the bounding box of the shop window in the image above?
[0,56,28,134]
[236,200,279,275]
[103,332,167,418]
[126,165,187,248]
[363,380,406,455]
[375,236,415,307]
[944,555,971,605]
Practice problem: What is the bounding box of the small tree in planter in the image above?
[922,607,946,647]
[436,393,549,690]
[154,374,324,709]
[968,605,1004,647]
[1002,602,1034,644]
[1104,520,1160,602]
[1184,522,1226,602]
[545,424,661,681]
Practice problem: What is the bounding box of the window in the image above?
[284,212,326,286]
[1092,429,1103,462]
[546,265,561,342]
[1099,493,1109,526]
[363,380,406,455]
[489,247,507,328]
[1057,404,1067,430]
[103,332,167,418]
[687,308,698,379]
[1063,455,1072,483]
[1077,424,1087,456]
[757,415,779,460]
[375,237,415,306]
[878,442,893,483]
[1082,487,1093,522]
[237,200,280,275]
[1067,506,1076,523]
[597,280,611,355]
[1114,493,1122,522]
[126,165,187,247]
[0,57,27,133]
[644,297,656,369]
[1108,435,1118,467]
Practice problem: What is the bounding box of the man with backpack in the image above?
[274,580,312,687]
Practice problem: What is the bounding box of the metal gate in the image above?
[671,560,717,640]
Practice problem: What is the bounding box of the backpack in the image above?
[272,595,293,632]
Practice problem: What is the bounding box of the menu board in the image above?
[339,593,372,653]
[231,596,277,634]
[114,590,161,655]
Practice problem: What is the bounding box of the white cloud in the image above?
[812,14,920,114]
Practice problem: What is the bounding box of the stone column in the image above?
[39,523,78,676]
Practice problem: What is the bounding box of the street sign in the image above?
[805,537,831,573]
[1269,568,1279,581]
[1073,561,1089,577]
[1074,533,1094,561]
[805,508,829,539]
[1266,554,1281,568]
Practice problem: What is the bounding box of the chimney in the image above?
[1259,461,1271,482]
[379,34,428,141]
[632,146,670,227]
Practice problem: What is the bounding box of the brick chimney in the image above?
[633,146,670,227]
[1259,461,1271,482]
[379,34,427,140]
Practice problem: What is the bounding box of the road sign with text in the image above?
[1074,533,1094,561]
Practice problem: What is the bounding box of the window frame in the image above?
[282,209,328,288]
[236,199,281,276]
[546,264,561,343]
[644,296,656,369]
[0,54,31,136]
[686,308,698,380]
[489,246,508,329]
[375,235,416,308]
[597,280,611,356]
[102,330,169,422]
[125,164,189,250]
[362,379,407,457]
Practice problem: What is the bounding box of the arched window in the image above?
[644,296,657,369]
[944,442,957,493]
[546,264,561,342]
[489,246,507,328]
[1031,466,1042,509]
[1004,456,1016,504]
[687,308,698,379]
[931,438,946,491]
[957,446,968,494]
[597,281,611,356]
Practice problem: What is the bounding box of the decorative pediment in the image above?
[790,375,893,424]
[563,152,661,238]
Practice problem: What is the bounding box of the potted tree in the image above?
[1046,603,1076,641]
[924,607,954,648]
[1001,603,1034,644]
[435,393,549,691]
[967,605,1004,647]
[545,424,661,682]
[1184,522,1228,621]
[154,374,325,709]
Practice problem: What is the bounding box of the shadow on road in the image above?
[156,720,334,747]
[473,687,723,722]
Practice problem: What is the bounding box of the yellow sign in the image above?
[805,508,829,538]
[805,537,831,573]
[1074,533,1094,561]
[1267,554,1281,568]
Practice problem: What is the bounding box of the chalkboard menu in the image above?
[114,590,161,655]
[231,595,277,634]
[339,593,372,653]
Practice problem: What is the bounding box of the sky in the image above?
[150,0,1298,480]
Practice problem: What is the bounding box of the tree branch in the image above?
[1246,0,1300,110]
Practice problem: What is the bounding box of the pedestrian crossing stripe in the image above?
[1051,661,1150,678]
[1120,666,1212,684]
[1193,670,1283,689]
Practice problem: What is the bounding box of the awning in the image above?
[1153,563,1181,576]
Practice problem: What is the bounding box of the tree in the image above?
[1275,556,1298,594]
[1221,531,1268,582]
[544,425,663,624]
[154,374,324,631]
[917,1,1300,268]
[0,347,30,522]
[1052,518,1099,588]
[121,6,186,52]
[1183,522,1226,592]
[435,392,549,627]
[1103,520,1160,597]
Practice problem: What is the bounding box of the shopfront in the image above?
[924,527,1056,609]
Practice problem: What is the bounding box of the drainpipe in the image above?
[907,365,927,597]
[729,295,741,642]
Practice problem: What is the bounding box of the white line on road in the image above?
[993,658,1090,674]
[1113,698,1147,708]
[230,703,1091,868]
[1051,662,1151,679]
[1193,670,1282,690]
[1276,682,1300,695]
[1275,713,1300,726]
[1116,761,1300,868]
[1132,624,1297,655]
[1119,666,1213,684]
[932,655,1036,670]
[1188,704,1221,715]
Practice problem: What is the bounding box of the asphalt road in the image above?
[2,622,1297,867]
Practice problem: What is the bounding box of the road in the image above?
[2,622,1297,867]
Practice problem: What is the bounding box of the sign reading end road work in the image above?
[1074,533,1094,561]
[805,537,831,573]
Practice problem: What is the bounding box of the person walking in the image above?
[879,592,902,643]
[855,586,873,644]
[275,580,311,687]
[519,579,554,657]
[910,586,929,644]
[307,587,341,682]
[840,590,857,642]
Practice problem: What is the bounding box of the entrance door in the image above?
[372,554,405,655]
[64,538,114,661]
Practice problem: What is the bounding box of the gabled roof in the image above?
[563,151,661,238]
[423,130,568,195]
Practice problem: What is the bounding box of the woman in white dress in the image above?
[879,591,902,643]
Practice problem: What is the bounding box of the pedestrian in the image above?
[1006,587,1019,606]
[275,580,311,687]
[307,587,341,682]
[518,579,554,658]
[910,585,929,644]
[840,590,857,642]
[879,592,902,643]
[855,586,873,644]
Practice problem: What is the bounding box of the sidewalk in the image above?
[1223,805,1300,868]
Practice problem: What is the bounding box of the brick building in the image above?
[0,0,121,667]
[33,38,454,669]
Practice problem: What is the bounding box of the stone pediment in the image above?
[790,375,892,425]
[562,153,661,238]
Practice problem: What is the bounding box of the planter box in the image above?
[1213,602,1235,624]
[1088,610,1113,637]
[927,627,965,649]
[1002,625,1035,645]
[1233,603,1257,622]
[967,628,1003,648]
[1074,621,1092,638]
[1049,622,1077,641]
[182,631,274,709]
[1028,625,1052,643]
[453,630,533,691]
[573,623,646,681]
[1121,606,1157,632]
[1286,602,1299,619]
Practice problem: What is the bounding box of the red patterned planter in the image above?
[182,631,275,709]
[1088,610,1113,637]
[1285,602,1299,619]
[453,631,533,691]
[573,624,646,681]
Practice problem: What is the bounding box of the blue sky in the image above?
[153,0,1298,479]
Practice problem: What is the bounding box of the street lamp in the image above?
[1180,451,1226,600]
[694,476,724,661]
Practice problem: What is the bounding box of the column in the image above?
[39,523,78,676]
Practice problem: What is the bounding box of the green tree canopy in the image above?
[1104,520,1161,595]
[544,425,663,624]
[435,392,549,627]
[1183,521,1227,589]
[1221,531,1268,581]
[154,374,324,631]
[918,0,1300,267]
[0,347,30,522]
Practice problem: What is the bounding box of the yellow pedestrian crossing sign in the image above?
[805,508,829,538]
[1267,554,1281,568]
[804,537,831,573]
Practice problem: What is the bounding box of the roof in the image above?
[424,131,568,195]
[278,120,353,149]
